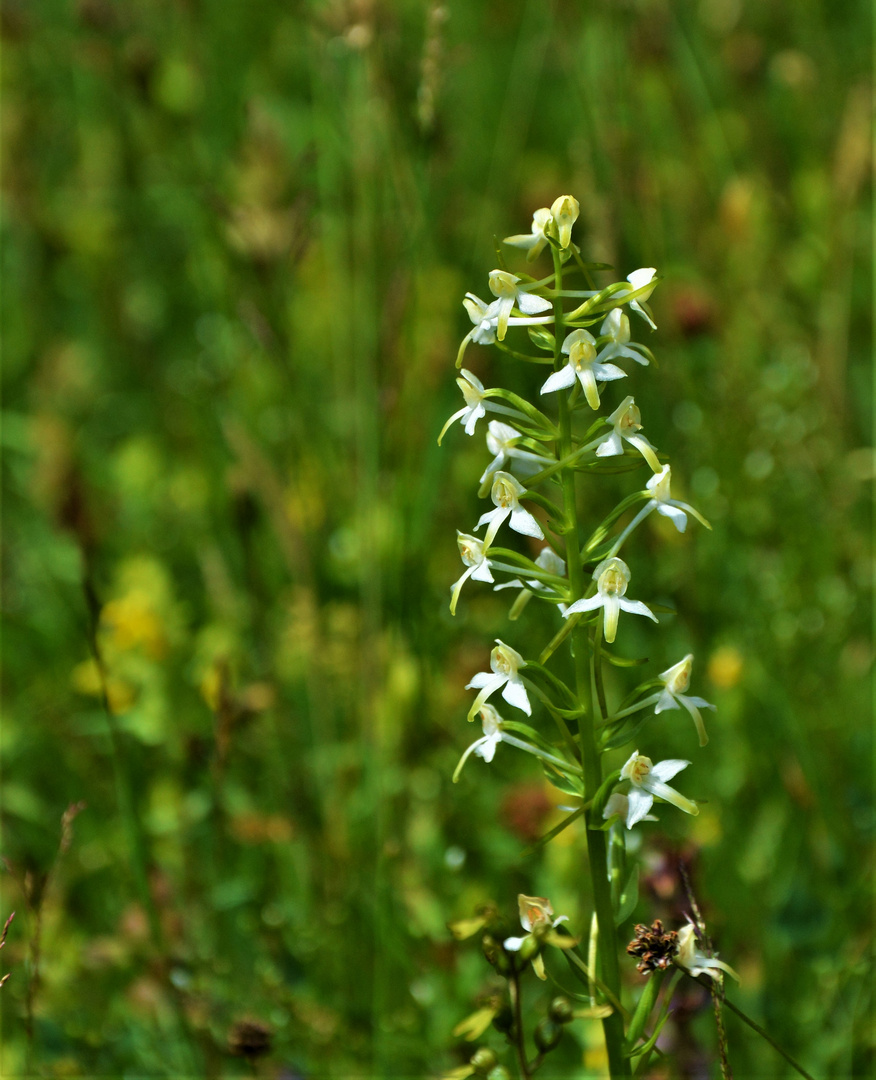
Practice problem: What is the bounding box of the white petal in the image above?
[595,432,623,458]
[470,561,495,583]
[502,676,532,715]
[592,362,627,382]
[563,595,603,617]
[656,503,688,532]
[625,789,654,828]
[618,598,659,623]
[466,671,502,691]
[653,689,679,714]
[629,300,657,330]
[517,291,552,314]
[509,506,544,540]
[463,403,486,436]
[540,365,577,395]
[504,936,527,951]
[685,696,716,710]
[475,733,501,762]
[649,759,690,783]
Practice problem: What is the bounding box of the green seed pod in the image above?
[548,996,574,1024]
[486,1067,512,1080]
[470,1047,498,1075]
[481,934,511,974]
[534,1018,563,1053]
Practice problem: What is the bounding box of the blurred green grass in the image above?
[1,0,872,1076]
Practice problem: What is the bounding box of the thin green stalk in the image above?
[551,248,630,1079]
[508,969,532,1080]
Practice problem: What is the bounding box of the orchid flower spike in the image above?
[478,421,553,495]
[602,792,657,827]
[550,195,580,249]
[676,923,740,983]
[452,704,505,782]
[596,309,649,366]
[504,894,570,980]
[466,639,530,720]
[646,466,711,533]
[619,267,659,329]
[540,328,627,410]
[488,270,552,340]
[596,395,662,473]
[449,532,495,615]
[620,751,699,828]
[476,471,544,548]
[656,654,716,747]
[504,207,552,262]
[563,556,657,643]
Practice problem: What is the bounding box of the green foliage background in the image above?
[1,0,872,1076]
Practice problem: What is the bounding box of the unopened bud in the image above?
[470,1047,498,1075]
[534,1018,563,1053]
[486,1067,512,1080]
[548,996,574,1024]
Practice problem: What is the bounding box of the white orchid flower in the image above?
[550,195,580,249]
[602,792,658,827]
[620,750,699,828]
[648,466,712,533]
[595,395,661,473]
[438,369,530,445]
[503,207,552,262]
[438,369,489,443]
[646,466,711,533]
[478,421,553,495]
[504,894,570,980]
[563,557,657,643]
[617,267,659,329]
[449,532,495,615]
[595,309,649,366]
[456,293,553,368]
[452,704,505,781]
[676,923,740,983]
[540,328,627,410]
[494,547,567,616]
[475,471,544,548]
[452,704,578,783]
[655,654,716,747]
[488,270,553,341]
[466,639,530,719]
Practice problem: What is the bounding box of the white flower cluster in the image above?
[441,199,723,994]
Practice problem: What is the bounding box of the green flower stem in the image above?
[625,971,665,1051]
[552,248,631,1079]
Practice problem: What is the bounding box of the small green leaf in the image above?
[601,653,649,668]
[541,762,585,797]
[614,867,639,926]
[527,325,557,352]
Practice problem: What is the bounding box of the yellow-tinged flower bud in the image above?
[550,195,580,248]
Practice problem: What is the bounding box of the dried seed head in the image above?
[626,919,680,974]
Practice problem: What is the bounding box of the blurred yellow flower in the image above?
[708,645,744,689]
